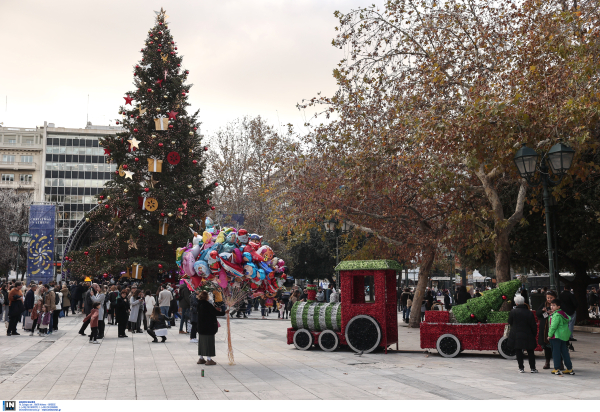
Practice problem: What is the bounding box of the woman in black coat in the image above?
[456,286,471,305]
[535,290,557,369]
[114,291,130,338]
[196,291,225,366]
[508,295,538,373]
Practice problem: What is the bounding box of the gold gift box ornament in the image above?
[154,116,169,131]
[159,219,168,235]
[132,263,143,280]
[148,157,163,173]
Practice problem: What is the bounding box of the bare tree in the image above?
[0,190,32,278]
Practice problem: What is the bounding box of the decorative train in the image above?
[286,260,539,359]
[287,260,400,353]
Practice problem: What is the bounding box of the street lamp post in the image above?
[514,141,575,292]
[9,232,32,281]
[324,218,350,289]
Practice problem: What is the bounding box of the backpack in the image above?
[55,292,60,306]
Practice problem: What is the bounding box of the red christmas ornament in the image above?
[160,213,165,217]
[116,121,120,125]
[203,146,208,151]
[158,264,163,269]
[133,128,139,132]
[130,115,134,118]
[158,143,164,147]
[103,273,108,278]
[104,204,109,209]
[502,295,507,300]
[158,32,163,35]
[192,160,198,164]
[99,195,104,200]
[115,170,119,175]
[193,127,197,130]
[206,199,210,205]
[167,111,178,119]
[122,165,128,169]
[150,41,154,44]
[211,206,215,210]
[134,158,139,162]
[168,124,173,129]
[175,47,178,50]
[167,152,180,165]
[136,65,140,69]
[157,49,162,52]
[177,64,180,67]
[134,73,138,76]
[171,41,174,44]
[84,251,89,256]
[147,88,152,92]
[181,92,186,96]
[136,116,140,119]
[140,49,144,52]
[178,208,183,212]
[170,51,174,55]
[214,182,219,187]
[124,95,133,105]
[470,313,475,319]
[144,188,149,192]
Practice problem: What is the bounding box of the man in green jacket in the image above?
[548,299,574,375]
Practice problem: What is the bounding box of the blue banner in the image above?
[27,205,55,284]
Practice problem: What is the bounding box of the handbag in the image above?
[59,310,64,318]
[503,324,510,338]
[407,298,413,307]
[24,317,34,330]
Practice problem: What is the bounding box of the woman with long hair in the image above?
[128,290,143,333]
[196,290,225,365]
[147,306,169,343]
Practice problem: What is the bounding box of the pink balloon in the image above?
[218,268,228,288]
[182,252,195,277]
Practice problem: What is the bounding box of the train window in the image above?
[364,276,375,303]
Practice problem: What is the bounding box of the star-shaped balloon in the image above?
[104,148,111,155]
[127,137,142,150]
[124,95,133,105]
[167,111,178,120]
[124,170,135,180]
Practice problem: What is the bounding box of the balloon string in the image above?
[227,311,235,365]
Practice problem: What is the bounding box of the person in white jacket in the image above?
[52,289,63,331]
[144,290,156,330]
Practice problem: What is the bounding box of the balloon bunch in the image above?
[176,217,288,298]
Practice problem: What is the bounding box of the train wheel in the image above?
[345,315,381,354]
[436,334,461,358]
[293,329,313,351]
[497,336,517,360]
[318,330,339,352]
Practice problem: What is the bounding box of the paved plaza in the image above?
[0,313,599,400]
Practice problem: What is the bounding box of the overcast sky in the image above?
[1,0,378,137]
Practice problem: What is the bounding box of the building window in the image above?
[20,174,33,183]
[2,155,15,163]
[21,155,33,163]
[1,174,15,182]
[8,139,16,144]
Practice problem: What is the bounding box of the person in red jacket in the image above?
[83,302,101,344]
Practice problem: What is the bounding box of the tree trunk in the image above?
[571,264,591,324]
[409,246,436,328]
[494,230,512,284]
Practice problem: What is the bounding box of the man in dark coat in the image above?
[559,286,578,343]
[7,282,25,336]
[178,284,191,334]
[508,295,538,373]
[70,282,80,314]
[443,290,452,310]
[456,286,471,305]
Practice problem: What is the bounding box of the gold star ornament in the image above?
[127,137,142,150]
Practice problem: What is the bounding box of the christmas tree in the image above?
[65,8,214,283]
[452,279,521,323]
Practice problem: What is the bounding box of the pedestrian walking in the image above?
[508,295,538,373]
[128,290,143,333]
[38,305,51,336]
[43,284,56,334]
[53,287,62,331]
[157,285,172,318]
[536,291,558,369]
[548,299,575,375]
[7,282,24,336]
[61,284,71,317]
[196,291,225,366]
[178,283,191,334]
[29,299,43,336]
[115,290,130,338]
[83,302,101,344]
[144,290,156,330]
[147,306,169,343]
